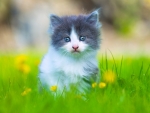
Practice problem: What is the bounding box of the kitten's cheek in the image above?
[62,43,72,52]
[79,43,88,52]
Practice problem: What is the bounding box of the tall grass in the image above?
[0,53,150,113]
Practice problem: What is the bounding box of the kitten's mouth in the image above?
[72,50,80,53]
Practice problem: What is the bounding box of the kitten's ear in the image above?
[86,9,101,27]
[50,14,62,28]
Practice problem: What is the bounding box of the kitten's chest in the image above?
[55,58,87,76]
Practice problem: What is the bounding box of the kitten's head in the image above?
[50,9,101,58]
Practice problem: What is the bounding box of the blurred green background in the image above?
[0,0,150,56]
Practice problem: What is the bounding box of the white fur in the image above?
[39,28,98,94]
[39,48,98,93]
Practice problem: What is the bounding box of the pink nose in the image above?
[72,45,79,50]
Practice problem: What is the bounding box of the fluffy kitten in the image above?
[39,9,101,94]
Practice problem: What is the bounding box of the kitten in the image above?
[39,9,101,94]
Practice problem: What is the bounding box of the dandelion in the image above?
[21,88,32,96]
[22,64,30,74]
[15,55,27,66]
[103,70,116,83]
[50,85,57,92]
[15,55,30,74]
[20,64,30,74]
[92,82,97,88]
[99,82,106,88]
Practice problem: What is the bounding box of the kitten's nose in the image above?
[72,45,79,50]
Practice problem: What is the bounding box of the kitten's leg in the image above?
[84,66,100,83]
[80,66,100,94]
[91,67,100,83]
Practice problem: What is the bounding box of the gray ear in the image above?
[86,9,101,27]
[50,14,61,28]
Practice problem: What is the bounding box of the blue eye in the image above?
[64,37,71,42]
[79,36,86,41]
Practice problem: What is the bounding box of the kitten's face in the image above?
[50,10,101,57]
[62,27,88,53]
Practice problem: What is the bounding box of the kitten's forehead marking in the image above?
[70,27,79,45]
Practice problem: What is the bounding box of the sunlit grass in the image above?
[0,53,150,113]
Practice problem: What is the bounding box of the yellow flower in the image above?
[103,70,116,83]
[21,88,32,96]
[99,82,106,88]
[18,64,30,74]
[15,55,30,74]
[50,85,57,92]
[15,55,27,66]
[21,64,30,74]
[92,82,97,88]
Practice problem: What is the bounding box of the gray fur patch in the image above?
[50,12,101,50]
[83,62,100,83]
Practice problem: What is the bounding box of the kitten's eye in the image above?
[79,36,86,41]
[64,37,71,42]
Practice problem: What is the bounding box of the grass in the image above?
[0,53,150,113]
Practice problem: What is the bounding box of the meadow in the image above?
[0,53,150,113]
